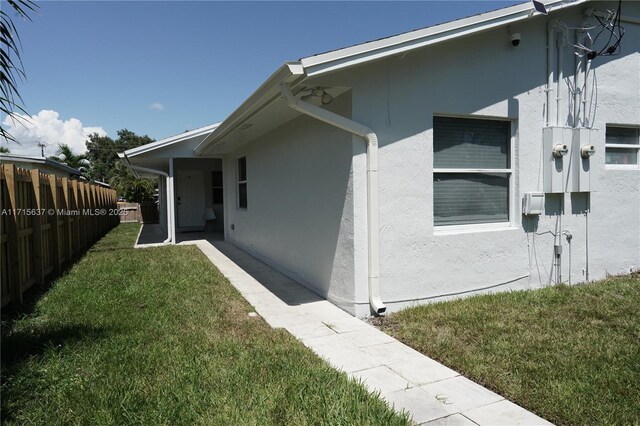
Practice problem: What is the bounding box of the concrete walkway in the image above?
[176,235,551,425]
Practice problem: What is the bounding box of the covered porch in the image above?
[118,123,225,244]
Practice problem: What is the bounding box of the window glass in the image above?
[605,126,639,166]
[434,173,509,226]
[433,116,511,227]
[238,157,247,181]
[434,116,510,169]
[238,157,247,209]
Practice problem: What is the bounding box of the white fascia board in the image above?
[300,0,587,76]
[193,62,305,155]
[124,123,221,158]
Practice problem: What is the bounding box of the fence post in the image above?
[71,180,78,255]
[29,170,45,287]
[3,165,22,304]
[48,174,61,274]
[61,177,73,262]
[78,182,85,247]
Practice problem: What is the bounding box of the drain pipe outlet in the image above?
[281,83,386,315]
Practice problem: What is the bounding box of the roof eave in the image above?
[193,0,588,154]
[0,154,82,175]
[193,62,305,155]
[124,123,221,158]
[300,0,587,76]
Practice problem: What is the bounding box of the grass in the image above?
[1,223,410,425]
[375,275,640,425]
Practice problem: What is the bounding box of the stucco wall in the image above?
[333,2,640,315]
[221,2,639,317]
[223,94,358,311]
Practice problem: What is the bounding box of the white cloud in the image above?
[1,110,107,157]
[149,102,164,111]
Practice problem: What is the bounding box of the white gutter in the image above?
[301,0,585,76]
[281,83,386,315]
[118,153,174,244]
[194,63,305,155]
[125,123,220,158]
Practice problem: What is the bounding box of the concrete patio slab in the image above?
[349,366,411,395]
[341,327,396,348]
[388,357,460,386]
[423,413,478,425]
[166,237,552,426]
[383,387,455,424]
[463,400,553,426]
[420,376,504,413]
[303,334,383,373]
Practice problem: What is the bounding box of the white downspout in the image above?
[280,83,386,315]
[120,157,173,244]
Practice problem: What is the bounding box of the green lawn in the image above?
[376,275,640,425]
[1,223,410,425]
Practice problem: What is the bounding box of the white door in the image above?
[176,170,205,228]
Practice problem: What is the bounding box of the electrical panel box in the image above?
[523,192,545,215]
[543,127,572,193]
[569,127,599,192]
[543,127,598,193]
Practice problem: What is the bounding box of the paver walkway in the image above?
[171,234,551,425]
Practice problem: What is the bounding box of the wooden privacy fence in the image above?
[1,164,119,307]
[118,202,142,223]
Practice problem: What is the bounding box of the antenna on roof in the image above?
[532,0,548,15]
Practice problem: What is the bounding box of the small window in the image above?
[237,157,247,209]
[605,126,640,168]
[212,171,223,204]
[433,116,511,227]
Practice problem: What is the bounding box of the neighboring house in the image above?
[0,154,83,178]
[122,0,640,317]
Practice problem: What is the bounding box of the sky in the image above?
[2,0,517,157]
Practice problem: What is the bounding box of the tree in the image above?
[110,162,156,203]
[0,146,10,153]
[1,0,38,143]
[48,144,90,170]
[85,133,118,183]
[86,129,154,182]
[85,129,156,202]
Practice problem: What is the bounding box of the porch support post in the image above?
[168,158,176,244]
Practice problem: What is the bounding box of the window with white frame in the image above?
[605,125,639,168]
[433,116,511,227]
[237,156,247,209]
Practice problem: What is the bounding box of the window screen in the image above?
[605,126,639,166]
[433,116,511,226]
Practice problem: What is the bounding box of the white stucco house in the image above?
[121,0,640,317]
